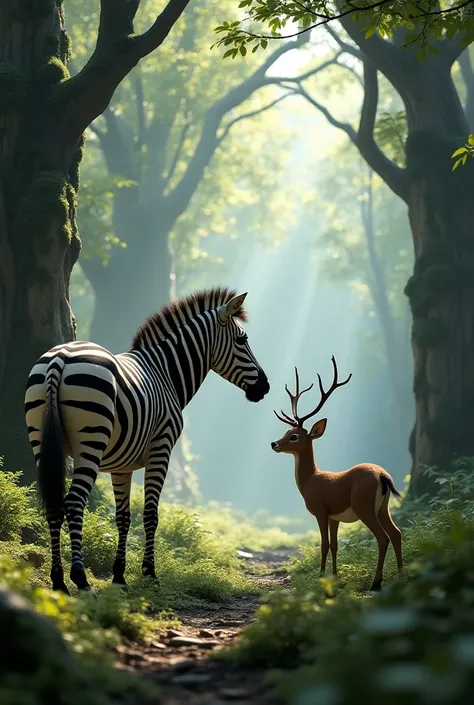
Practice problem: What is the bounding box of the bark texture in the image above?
[0,1,81,480]
[405,129,474,496]
[328,18,474,495]
[0,0,193,481]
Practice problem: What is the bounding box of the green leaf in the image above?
[239,44,247,56]
[452,157,464,171]
[468,134,474,146]
[451,147,467,158]
[261,38,268,49]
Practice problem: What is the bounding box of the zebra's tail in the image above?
[37,356,66,517]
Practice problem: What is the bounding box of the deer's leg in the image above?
[111,472,133,588]
[329,519,339,576]
[356,508,389,591]
[378,495,403,573]
[315,513,329,575]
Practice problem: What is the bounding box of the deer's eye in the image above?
[289,434,299,442]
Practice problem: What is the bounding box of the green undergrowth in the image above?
[0,466,314,664]
[0,558,161,704]
[224,460,474,704]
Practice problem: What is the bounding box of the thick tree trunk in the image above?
[82,182,199,502]
[405,128,474,496]
[0,2,81,482]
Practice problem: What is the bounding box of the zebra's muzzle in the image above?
[245,371,270,403]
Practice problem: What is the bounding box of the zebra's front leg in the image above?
[64,462,99,592]
[111,472,132,588]
[142,449,170,581]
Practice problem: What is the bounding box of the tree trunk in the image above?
[405,128,474,495]
[0,2,81,482]
[82,180,200,502]
[83,200,172,351]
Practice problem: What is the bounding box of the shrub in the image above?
[0,558,158,704]
[0,465,38,541]
[278,515,474,705]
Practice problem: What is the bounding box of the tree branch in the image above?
[268,52,344,85]
[325,25,361,60]
[288,82,356,139]
[336,2,414,91]
[355,59,408,202]
[287,56,409,202]
[57,0,192,143]
[132,0,193,59]
[163,118,191,190]
[164,33,310,218]
[216,93,294,146]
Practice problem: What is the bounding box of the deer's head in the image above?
[271,356,351,454]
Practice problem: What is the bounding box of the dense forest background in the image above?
[67,1,415,515]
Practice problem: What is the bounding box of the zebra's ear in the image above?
[218,292,248,322]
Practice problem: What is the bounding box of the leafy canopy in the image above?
[214,1,474,58]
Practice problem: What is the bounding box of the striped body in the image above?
[27,343,184,478]
[25,289,269,593]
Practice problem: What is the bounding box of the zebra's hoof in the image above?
[112,577,129,592]
[79,585,97,599]
[53,582,71,596]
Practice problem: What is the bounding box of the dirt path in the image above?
[116,549,296,704]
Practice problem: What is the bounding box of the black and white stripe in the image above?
[25,288,269,593]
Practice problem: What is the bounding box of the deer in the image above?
[271,356,403,591]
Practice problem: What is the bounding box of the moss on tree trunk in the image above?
[0,0,192,481]
[405,128,474,495]
[0,1,81,482]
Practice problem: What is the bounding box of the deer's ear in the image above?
[309,418,327,439]
[218,292,247,322]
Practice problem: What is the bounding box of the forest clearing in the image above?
[2,1,474,704]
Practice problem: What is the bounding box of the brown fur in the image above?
[272,418,403,592]
[132,287,247,349]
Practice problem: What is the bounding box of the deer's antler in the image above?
[274,357,352,428]
[273,366,314,427]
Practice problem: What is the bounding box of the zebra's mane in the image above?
[131,287,248,349]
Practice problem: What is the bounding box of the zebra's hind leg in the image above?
[48,507,70,595]
[29,431,69,594]
[141,450,169,581]
[111,472,132,588]
[64,460,99,592]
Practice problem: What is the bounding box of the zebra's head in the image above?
[212,292,270,403]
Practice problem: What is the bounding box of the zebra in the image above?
[25,288,270,594]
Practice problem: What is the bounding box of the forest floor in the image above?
[116,549,297,705]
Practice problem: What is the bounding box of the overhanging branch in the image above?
[164,33,312,217]
[336,2,413,91]
[57,0,192,144]
[285,56,409,203]
[355,59,408,202]
[216,93,293,145]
